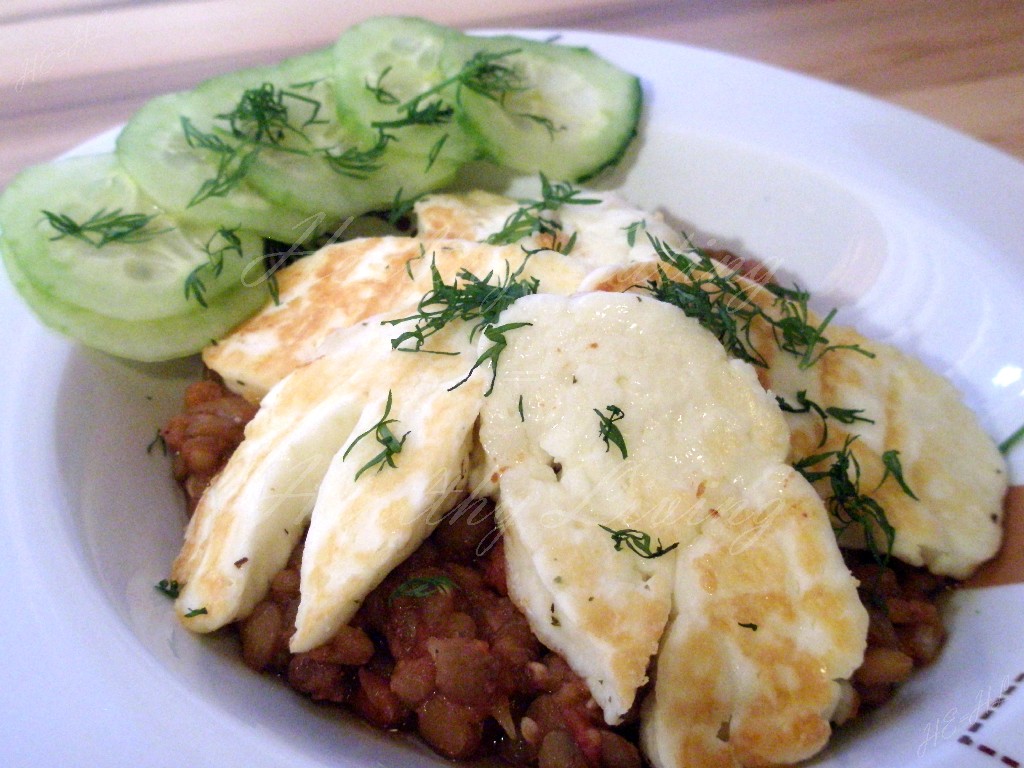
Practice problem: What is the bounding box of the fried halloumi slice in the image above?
[585,259,1007,578]
[414,189,684,269]
[640,467,869,768]
[764,325,1007,578]
[413,189,525,241]
[289,321,486,652]
[203,236,586,402]
[172,316,484,633]
[478,292,866,730]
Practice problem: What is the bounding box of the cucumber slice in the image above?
[2,237,268,362]
[0,154,265,322]
[448,35,641,181]
[116,90,319,244]
[332,17,480,166]
[252,137,462,219]
[225,48,462,215]
[133,48,460,221]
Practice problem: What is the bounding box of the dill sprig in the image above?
[486,174,600,247]
[388,574,458,603]
[599,525,678,559]
[624,219,646,247]
[181,117,261,207]
[41,207,170,248]
[646,235,874,370]
[449,320,532,396]
[216,82,326,148]
[999,421,1024,455]
[425,134,448,171]
[452,48,563,137]
[183,81,377,203]
[367,47,563,166]
[775,389,874,448]
[154,579,180,598]
[320,129,393,179]
[383,48,533,129]
[343,390,410,481]
[373,98,454,130]
[770,298,867,369]
[184,227,244,308]
[365,66,400,105]
[384,254,540,352]
[595,405,628,459]
[792,436,912,569]
[879,449,919,501]
[646,235,767,366]
[388,187,427,228]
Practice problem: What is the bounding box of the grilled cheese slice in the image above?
[172,315,484,633]
[478,292,865,731]
[586,260,1007,578]
[413,189,526,242]
[765,325,1007,578]
[640,467,868,768]
[290,321,485,652]
[203,236,586,402]
[414,189,684,269]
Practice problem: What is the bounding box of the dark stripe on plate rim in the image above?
[957,671,1024,766]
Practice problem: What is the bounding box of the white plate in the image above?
[1,29,1022,768]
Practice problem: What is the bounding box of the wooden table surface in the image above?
[1,0,1023,189]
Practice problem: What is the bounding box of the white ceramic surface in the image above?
[1,30,1022,768]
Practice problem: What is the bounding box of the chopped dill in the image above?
[775,389,874,447]
[594,404,628,459]
[183,81,380,203]
[448,320,533,396]
[320,130,393,179]
[599,525,678,559]
[624,219,646,247]
[343,390,410,481]
[184,226,244,308]
[645,234,874,370]
[384,255,539,353]
[216,82,326,148]
[879,449,919,500]
[181,116,261,207]
[154,579,180,598]
[146,430,167,456]
[792,436,903,570]
[999,421,1024,455]
[42,207,170,248]
[389,574,458,603]
[365,66,400,105]
[375,47,558,138]
[485,174,599,247]
[388,188,427,228]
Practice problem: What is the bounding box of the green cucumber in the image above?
[229,48,462,215]
[116,89,319,244]
[0,153,265,322]
[331,16,480,167]
[122,47,460,223]
[447,34,641,181]
[1,17,646,363]
[1,235,268,362]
